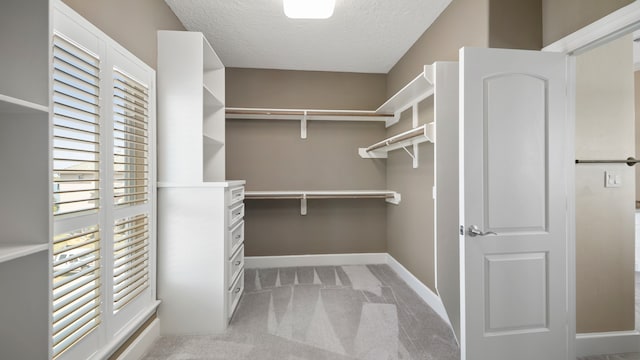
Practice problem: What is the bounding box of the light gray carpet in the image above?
[144,264,460,360]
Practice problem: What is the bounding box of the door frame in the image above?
[543,2,640,357]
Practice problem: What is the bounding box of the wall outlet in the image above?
[605,171,622,188]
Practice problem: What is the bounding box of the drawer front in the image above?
[227,186,245,207]
[228,269,244,319]
[228,245,244,285]
[228,220,244,258]
[228,203,244,228]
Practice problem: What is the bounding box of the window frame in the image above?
[51,2,157,359]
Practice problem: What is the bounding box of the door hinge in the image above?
[459,225,464,236]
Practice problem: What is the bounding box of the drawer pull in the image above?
[235,235,241,239]
[234,287,241,293]
[234,260,241,266]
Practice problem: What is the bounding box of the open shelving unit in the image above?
[158,30,226,183]
[0,1,51,358]
[157,30,246,336]
[245,190,401,215]
[226,107,394,139]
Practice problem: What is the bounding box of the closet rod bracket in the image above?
[301,111,308,139]
[300,193,307,215]
[386,192,402,205]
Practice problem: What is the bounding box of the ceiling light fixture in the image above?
[283,0,335,19]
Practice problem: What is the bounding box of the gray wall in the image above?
[62,0,185,69]
[384,0,490,293]
[226,68,386,110]
[542,0,633,47]
[489,0,542,50]
[385,103,436,290]
[225,68,389,256]
[387,0,490,96]
[575,35,636,333]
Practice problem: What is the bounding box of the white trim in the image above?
[90,300,160,360]
[245,253,453,331]
[565,54,578,360]
[576,330,640,357]
[115,318,160,360]
[543,1,640,55]
[541,4,640,359]
[245,253,388,268]
[386,254,452,328]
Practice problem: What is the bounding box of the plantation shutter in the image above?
[113,69,149,207]
[51,35,102,360]
[53,35,101,217]
[113,214,150,312]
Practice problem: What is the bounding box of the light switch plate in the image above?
[605,171,622,188]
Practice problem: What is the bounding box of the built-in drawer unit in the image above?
[227,186,245,207]
[228,220,244,258]
[228,245,244,285]
[228,269,244,318]
[228,202,244,228]
[225,184,244,322]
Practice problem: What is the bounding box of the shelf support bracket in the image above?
[300,193,308,215]
[401,144,419,169]
[301,111,308,139]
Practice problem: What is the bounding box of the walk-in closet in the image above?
[2,0,640,359]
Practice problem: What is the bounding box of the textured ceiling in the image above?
[164,0,452,73]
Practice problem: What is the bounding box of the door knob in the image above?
[468,225,497,237]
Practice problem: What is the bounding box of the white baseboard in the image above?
[245,252,453,330]
[116,318,161,360]
[576,330,640,357]
[385,254,452,327]
[245,253,388,268]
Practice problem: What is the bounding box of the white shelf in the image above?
[0,94,48,115]
[376,65,435,127]
[359,123,435,168]
[226,107,392,121]
[226,107,393,139]
[0,244,49,264]
[203,37,224,71]
[203,84,224,110]
[245,190,401,215]
[203,133,224,146]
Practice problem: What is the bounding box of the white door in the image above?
[459,47,571,360]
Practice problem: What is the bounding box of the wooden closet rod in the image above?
[366,124,428,152]
[225,108,393,117]
[575,157,639,166]
[245,194,395,200]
